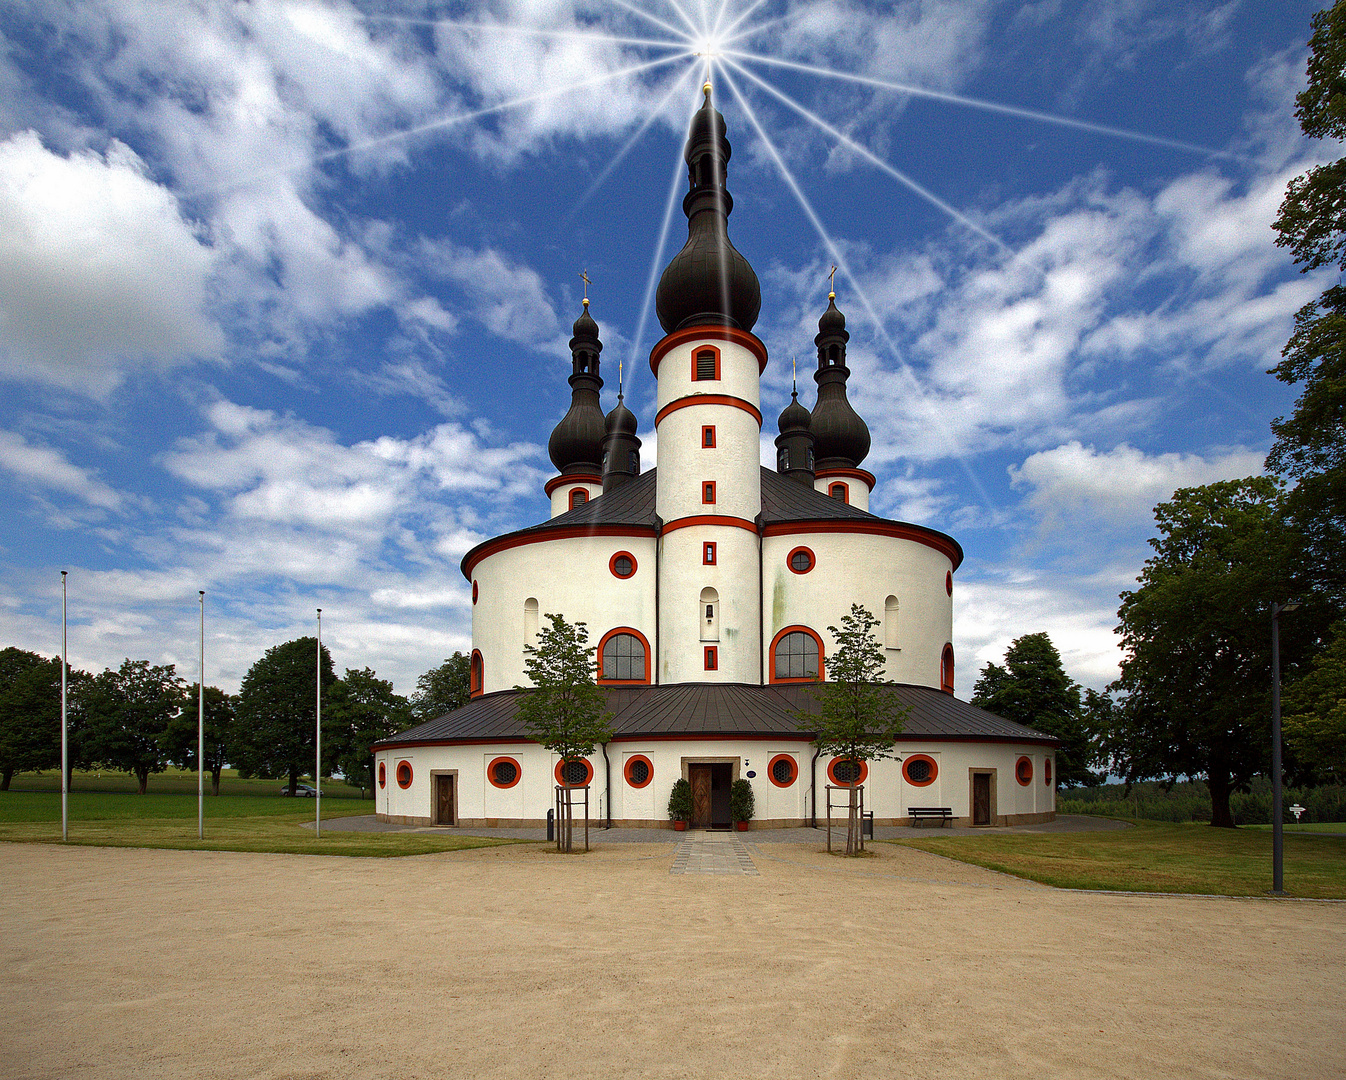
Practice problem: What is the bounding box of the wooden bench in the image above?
[908,807,954,827]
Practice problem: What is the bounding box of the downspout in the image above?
[757,515,765,686]
[810,747,821,828]
[653,515,662,685]
[601,741,612,829]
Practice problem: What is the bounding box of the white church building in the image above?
[373,87,1056,830]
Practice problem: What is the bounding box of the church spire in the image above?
[810,288,870,470]
[654,84,762,334]
[547,297,606,476]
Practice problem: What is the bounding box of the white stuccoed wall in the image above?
[547,477,603,518]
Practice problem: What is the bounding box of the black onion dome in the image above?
[818,294,846,335]
[548,300,606,474]
[654,85,761,334]
[811,293,870,468]
[605,394,638,436]
[778,389,811,433]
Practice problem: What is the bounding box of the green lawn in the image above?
[889,819,1346,899]
[0,780,526,858]
[4,766,367,798]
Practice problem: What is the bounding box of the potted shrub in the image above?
[731,777,755,831]
[667,777,692,830]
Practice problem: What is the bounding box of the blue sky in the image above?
[0,0,1330,698]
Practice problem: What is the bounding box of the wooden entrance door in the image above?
[435,774,456,826]
[972,773,991,826]
[689,765,712,828]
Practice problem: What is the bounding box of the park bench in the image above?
[908,806,954,827]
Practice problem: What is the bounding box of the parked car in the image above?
[279,783,318,797]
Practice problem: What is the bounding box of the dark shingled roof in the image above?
[373,682,1055,749]
[462,467,962,575]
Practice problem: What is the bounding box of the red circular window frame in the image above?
[472,580,478,604]
[786,546,815,575]
[623,755,654,789]
[554,757,594,787]
[767,754,798,788]
[609,551,638,579]
[827,757,869,786]
[946,571,953,596]
[487,756,522,789]
[1015,756,1034,786]
[1044,758,1053,786]
[902,754,938,787]
[377,761,386,789]
[396,760,413,789]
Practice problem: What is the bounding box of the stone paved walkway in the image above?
[669,831,759,875]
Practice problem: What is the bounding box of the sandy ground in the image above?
[2,839,1342,1080]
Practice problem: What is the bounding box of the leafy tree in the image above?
[0,647,62,789]
[410,653,471,723]
[516,614,613,852]
[971,633,1097,787]
[82,659,185,794]
[1269,0,1346,606]
[233,637,334,795]
[1107,479,1319,827]
[324,667,413,797]
[802,604,907,855]
[160,685,235,795]
[1284,621,1346,782]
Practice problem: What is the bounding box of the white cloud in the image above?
[0,429,124,511]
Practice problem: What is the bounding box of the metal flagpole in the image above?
[61,571,68,843]
[198,591,205,840]
[316,609,322,839]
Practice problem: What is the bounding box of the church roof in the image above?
[461,467,963,576]
[374,681,1056,749]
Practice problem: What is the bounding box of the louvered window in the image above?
[695,350,718,380]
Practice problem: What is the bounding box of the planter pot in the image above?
[673,820,687,832]
[735,821,750,831]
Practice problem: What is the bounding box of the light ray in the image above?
[724,49,1243,161]
[725,57,1007,251]
[722,11,799,46]
[708,0,732,41]
[183,52,692,198]
[718,0,774,42]
[566,62,699,222]
[607,0,697,43]
[719,67,1002,515]
[356,13,686,52]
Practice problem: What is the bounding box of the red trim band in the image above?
[664,514,758,536]
[650,325,769,376]
[655,394,762,428]
[545,473,601,497]
[463,524,655,578]
[814,467,876,488]
[763,520,963,570]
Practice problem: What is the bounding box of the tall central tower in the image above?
[651,85,766,684]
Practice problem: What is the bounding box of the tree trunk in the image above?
[136,768,149,795]
[1,767,12,791]
[288,771,298,797]
[211,767,222,796]
[1207,771,1236,828]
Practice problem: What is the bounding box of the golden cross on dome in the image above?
[828,265,837,299]
[580,269,591,305]
[791,354,797,393]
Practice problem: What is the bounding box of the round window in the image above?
[827,758,869,786]
[787,546,815,574]
[624,755,653,789]
[609,551,637,579]
[396,760,413,789]
[768,754,797,788]
[902,754,938,787]
[555,758,593,787]
[1044,758,1053,785]
[472,580,479,604]
[946,570,952,596]
[377,761,386,789]
[1016,756,1034,786]
[487,756,521,789]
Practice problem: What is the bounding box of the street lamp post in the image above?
[61,571,68,843]
[316,608,322,840]
[1271,600,1299,895]
[198,591,205,841]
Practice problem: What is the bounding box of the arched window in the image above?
[524,598,539,648]
[597,628,650,684]
[884,595,899,649]
[829,481,849,502]
[470,650,483,698]
[770,626,823,684]
[692,347,720,381]
[700,587,719,642]
[940,644,954,694]
[569,488,588,509]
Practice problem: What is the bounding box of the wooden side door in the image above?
[972,773,991,826]
[690,765,712,828]
[436,774,456,826]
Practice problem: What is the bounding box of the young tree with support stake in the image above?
[802,604,908,856]
[516,614,612,853]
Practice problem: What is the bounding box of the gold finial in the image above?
[580,269,591,306]
[828,265,837,300]
[791,354,797,394]
[703,82,712,99]
[618,358,624,397]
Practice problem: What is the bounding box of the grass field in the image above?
[0,772,525,857]
[3,766,367,798]
[891,818,1346,898]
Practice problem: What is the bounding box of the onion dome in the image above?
[601,394,641,494]
[547,299,606,475]
[654,84,762,334]
[775,387,816,487]
[811,293,870,469]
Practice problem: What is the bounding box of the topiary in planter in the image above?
[730,777,755,824]
[667,777,693,822]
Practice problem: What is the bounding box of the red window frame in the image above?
[609,551,638,579]
[768,625,825,685]
[946,570,953,596]
[940,644,955,694]
[470,649,483,698]
[829,481,850,503]
[1044,758,1053,786]
[555,757,594,787]
[703,542,717,565]
[786,546,815,575]
[691,345,722,382]
[902,754,938,787]
[569,488,588,509]
[702,425,716,448]
[703,645,718,670]
[702,481,716,504]
[596,626,652,685]
[826,757,869,787]
[471,580,478,604]
[486,756,522,789]
[378,761,386,789]
[1016,756,1034,786]
[767,754,798,788]
[623,754,654,789]
[396,760,413,789]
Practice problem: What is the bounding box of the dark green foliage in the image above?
[411,653,471,723]
[1269,2,1346,605]
[233,638,335,795]
[1284,620,1346,782]
[667,777,692,821]
[516,614,612,851]
[0,648,62,789]
[82,659,185,794]
[1059,779,1346,825]
[324,667,413,796]
[970,633,1097,788]
[160,685,235,795]
[803,605,907,854]
[1107,479,1323,827]
[730,777,755,823]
